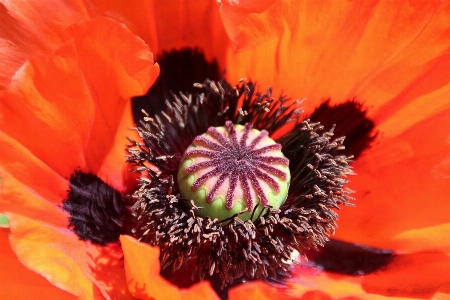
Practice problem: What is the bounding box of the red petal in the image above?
[0,17,158,192]
[1,16,159,298]
[120,235,182,299]
[335,108,450,252]
[284,265,368,299]
[85,242,135,299]
[7,215,94,298]
[221,0,450,115]
[0,134,68,226]
[0,228,76,299]
[0,0,89,89]
[63,17,159,192]
[120,235,219,300]
[362,251,450,298]
[89,0,231,68]
[229,280,292,300]
[390,223,450,254]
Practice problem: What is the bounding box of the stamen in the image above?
[127,77,357,289]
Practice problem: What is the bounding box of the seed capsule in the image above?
[177,121,290,221]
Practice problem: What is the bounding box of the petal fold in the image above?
[362,251,450,298]
[120,235,181,300]
[85,242,135,299]
[221,0,450,117]
[120,235,218,300]
[392,223,450,254]
[0,0,89,89]
[1,17,158,193]
[335,108,450,251]
[0,228,76,300]
[7,215,94,299]
[89,0,230,69]
[1,16,159,299]
[229,280,291,300]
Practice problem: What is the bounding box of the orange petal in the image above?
[376,83,450,139]
[89,0,230,69]
[85,242,135,300]
[120,235,219,300]
[1,16,160,298]
[0,0,90,89]
[287,266,366,299]
[0,173,68,228]
[335,108,450,251]
[0,132,70,226]
[221,0,450,115]
[221,0,277,13]
[0,45,94,178]
[0,228,76,300]
[63,17,159,192]
[2,1,230,91]
[7,214,94,299]
[391,223,450,254]
[181,281,219,300]
[434,293,450,300]
[120,235,182,299]
[362,251,450,298]
[229,280,292,300]
[298,291,333,300]
[64,17,159,99]
[356,4,450,124]
[287,263,447,299]
[2,196,133,299]
[0,17,158,192]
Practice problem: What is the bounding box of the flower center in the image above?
[177,121,290,221]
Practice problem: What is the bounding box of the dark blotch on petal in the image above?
[132,48,220,121]
[309,99,377,158]
[305,239,394,275]
[62,171,124,245]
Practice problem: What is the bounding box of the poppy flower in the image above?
[1,1,450,300]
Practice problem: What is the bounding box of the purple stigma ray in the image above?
[240,123,253,147]
[194,136,225,151]
[184,123,289,210]
[249,130,269,149]
[226,171,238,209]
[225,121,239,145]
[192,167,223,189]
[185,149,216,158]
[250,144,282,156]
[207,172,229,203]
[185,160,217,173]
[208,126,230,146]
[253,168,280,192]
[239,174,254,211]
[248,171,269,206]
[257,156,290,165]
[254,162,289,180]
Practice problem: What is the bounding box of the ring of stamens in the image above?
[127,78,356,287]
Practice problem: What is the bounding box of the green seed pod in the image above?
[177,121,290,221]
